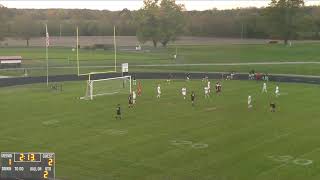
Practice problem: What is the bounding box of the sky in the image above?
[0,0,319,11]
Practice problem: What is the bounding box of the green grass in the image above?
[1,43,320,76]
[1,80,320,180]
[175,43,320,63]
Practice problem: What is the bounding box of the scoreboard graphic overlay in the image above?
[0,152,55,180]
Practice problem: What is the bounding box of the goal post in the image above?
[80,75,132,100]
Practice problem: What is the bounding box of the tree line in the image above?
[0,0,319,46]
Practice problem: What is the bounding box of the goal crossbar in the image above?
[92,76,131,82]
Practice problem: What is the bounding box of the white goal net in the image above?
[81,76,132,100]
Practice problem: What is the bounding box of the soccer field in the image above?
[0,79,320,180]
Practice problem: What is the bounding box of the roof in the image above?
[0,56,23,60]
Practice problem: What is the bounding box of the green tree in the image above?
[135,0,161,47]
[135,0,185,47]
[0,4,7,41]
[267,0,304,44]
[12,15,41,46]
[159,0,185,46]
[310,7,320,39]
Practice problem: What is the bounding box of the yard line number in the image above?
[267,155,313,166]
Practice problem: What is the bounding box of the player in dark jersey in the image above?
[270,102,276,112]
[116,104,121,120]
[191,91,195,106]
[128,94,133,108]
[186,73,190,81]
[215,82,222,94]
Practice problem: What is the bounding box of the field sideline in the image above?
[0,79,320,180]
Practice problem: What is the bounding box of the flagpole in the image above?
[113,26,116,72]
[76,26,79,76]
[46,24,49,86]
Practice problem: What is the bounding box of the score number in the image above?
[43,158,54,179]
[44,157,54,179]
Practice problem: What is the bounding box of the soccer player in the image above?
[207,80,211,93]
[186,73,190,81]
[270,102,276,112]
[132,75,136,86]
[128,94,133,108]
[275,85,280,97]
[216,82,222,94]
[248,95,252,109]
[181,87,187,99]
[204,86,209,98]
[262,82,267,93]
[137,81,142,96]
[132,91,137,104]
[191,91,195,106]
[116,104,121,120]
[157,84,161,98]
[166,73,172,84]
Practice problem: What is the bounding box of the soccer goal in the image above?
[80,75,132,100]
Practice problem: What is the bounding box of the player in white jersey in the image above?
[181,87,187,99]
[275,86,280,97]
[204,87,209,98]
[207,81,211,93]
[132,91,136,104]
[157,84,161,98]
[262,82,267,93]
[248,95,252,109]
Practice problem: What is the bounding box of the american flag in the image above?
[45,24,50,47]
